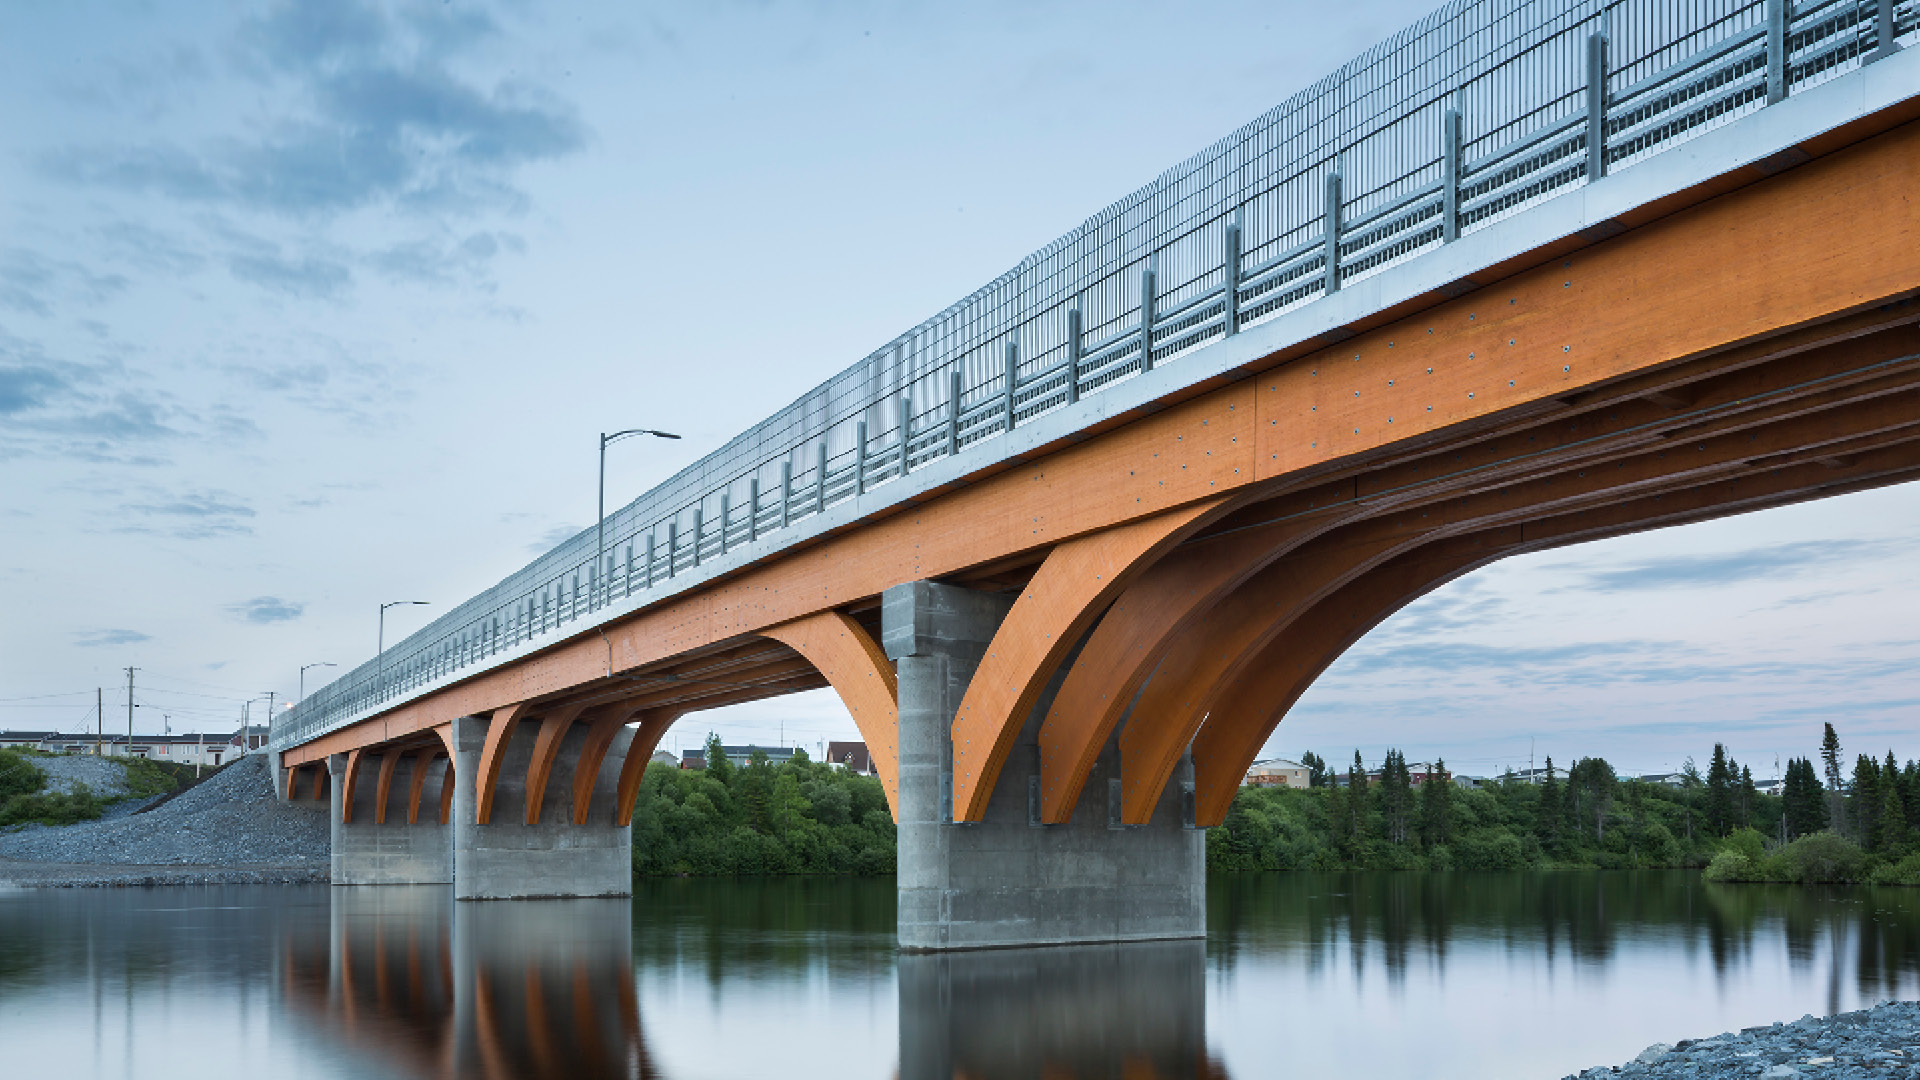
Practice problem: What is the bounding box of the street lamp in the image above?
[378,601,431,702]
[599,428,681,595]
[299,662,336,702]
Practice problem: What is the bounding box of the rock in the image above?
[1760,1067,1798,1078]
[1636,1044,1672,1064]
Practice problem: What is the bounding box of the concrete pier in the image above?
[328,751,453,886]
[450,713,635,900]
[886,579,1207,951]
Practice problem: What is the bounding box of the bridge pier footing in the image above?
[450,714,635,900]
[328,752,453,885]
[886,580,1206,951]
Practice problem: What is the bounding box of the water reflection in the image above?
[0,874,1916,1080]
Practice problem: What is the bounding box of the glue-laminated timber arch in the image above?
[1184,437,1920,826]
[339,747,365,824]
[571,703,647,826]
[611,710,682,828]
[373,749,404,825]
[523,702,590,825]
[759,611,900,811]
[406,749,443,825]
[1118,392,1920,822]
[474,701,536,826]
[950,497,1232,821]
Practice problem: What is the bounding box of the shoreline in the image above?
[1560,1000,1920,1078]
[0,857,327,889]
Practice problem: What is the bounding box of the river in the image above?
[0,872,1914,1078]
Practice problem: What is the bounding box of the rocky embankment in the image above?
[1563,1000,1920,1079]
[0,755,327,887]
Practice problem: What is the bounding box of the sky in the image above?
[1,0,1914,778]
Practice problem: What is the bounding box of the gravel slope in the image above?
[31,753,132,799]
[0,755,327,881]
[1563,1001,1920,1078]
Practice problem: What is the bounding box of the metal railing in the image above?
[276,0,1914,751]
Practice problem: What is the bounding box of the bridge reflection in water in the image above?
[284,887,1226,1079]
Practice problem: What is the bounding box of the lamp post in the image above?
[299,662,336,702]
[599,428,681,597]
[378,601,430,702]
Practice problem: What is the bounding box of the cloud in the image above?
[47,0,586,223]
[0,247,130,316]
[119,490,256,539]
[1548,539,1911,593]
[530,524,583,552]
[227,596,305,623]
[75,628,151,648]
[227,251,351,298]
[0,364,67,415]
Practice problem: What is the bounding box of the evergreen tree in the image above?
[1420,756,1454,848]
[1881,780,1909,854]
[1821,723,1845,830]
[1301,751,1328,788]
[1347,750,1369,847]
[1737,764,1756,831]
[1536,756,1564,849]
[1380,749,1413,845]
[1781,757,1827,839]
[1573,757,1617,844]
[1851,753,1881,849]
[1705,743,1732,837]
[703,732,733,784]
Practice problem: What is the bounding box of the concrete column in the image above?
[898,940,1207,1080]
[450,714,635,900]
[328,752,453,885]
[886,578,1206,951]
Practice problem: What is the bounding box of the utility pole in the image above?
[261,691,276,752]
[95,688,102,756]
[125,667,137,757]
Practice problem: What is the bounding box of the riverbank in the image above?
[0,755,328,887]
[1560,1000,1920,1078]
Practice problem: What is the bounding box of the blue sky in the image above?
[2,0,1913,777]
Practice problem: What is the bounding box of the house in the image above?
[650,751,677,768]
[0,731,61,752]
[681,744,800,769]
[1635,773,1690,788]
[1,728,261,767]
[826,741,873,775]
[1244,758,1310,789]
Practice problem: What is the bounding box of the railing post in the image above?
[855,419,868,495]
[1442,108,1462,242]
[747,478,759,543]
[898,394,911,480]
[666,522,678,578]
[1003,342,1019,433]
[1065,308,1082,401]
[948,370,962,456]
[1869,0,1898,63]
[816,442,829,513]
[1767,0,1788,103]
[1323,171,1342,295]
[644,534,655,589]
[779,461,792,529]
[623,544,633,597]
[1222,225,1241,336]
[1138,269,1156,371]
[718,494,730,555]
[691,508,704,566]
[1586,31,1609,181]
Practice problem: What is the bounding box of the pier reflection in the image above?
[283,887,649,1079]
[899,939,1225,1080]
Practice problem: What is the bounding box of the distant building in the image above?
[0,728,263,767]
[826,741,873,775]
[1635,773,1689,788]
[681,745,799,770]
[650,751,677,768]
[1452,775,1487,790]
[0,731,60,752]
[1244,758,1310,789]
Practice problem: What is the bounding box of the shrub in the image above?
[0,782,104,827]
[1766,831,1866,884]
[0,749,47,801]
[1703,850,1761,883]
[1868,852,1920,887]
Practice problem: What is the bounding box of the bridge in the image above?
[272,0,1920,948]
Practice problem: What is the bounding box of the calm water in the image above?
[0,872,1915,1079]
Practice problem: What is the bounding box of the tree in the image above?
[1536,757,1564,849]
[703,732,733,784]
[1782,757,1827,839]
[1737,765,1757,832]
[1821,723,1845,830]
[1851,753,1881,849]
[1301,751,1329,788]
[1341,750,1369,850]
[1379,750,1413,845]
[1571,757,1617,844]
[1420,756,1454,848]
[1706,743,1732,837]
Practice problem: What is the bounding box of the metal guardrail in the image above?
[276,0,1915,751]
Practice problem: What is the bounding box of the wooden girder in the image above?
[521,701,590,826]
[1186,439,1920,825]
[759,612,902,813]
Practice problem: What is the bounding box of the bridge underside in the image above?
[284,113,1920,946]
